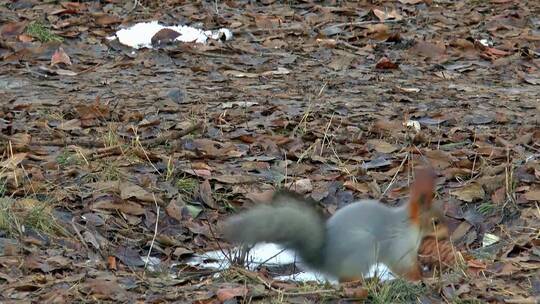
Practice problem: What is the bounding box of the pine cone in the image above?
[418,236,460,270]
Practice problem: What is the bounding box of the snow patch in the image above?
[186,243,394,283]
[112,21,232,49]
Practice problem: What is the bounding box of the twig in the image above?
[315,18,407,30]
[24,62,48,78]
[382,152,409,197]
[337,40,364,51]
[71,219,89,251]
[144,194,160,272]
[32,138,105,148]
[141,121,202,147]
[134,133,161,176]
[127,0,138,14]
[206,219,234,266]
[234,267,335,296]
[87,145,123,160]
[233,25,306,35]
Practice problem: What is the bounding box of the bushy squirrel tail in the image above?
[222,191,326,268]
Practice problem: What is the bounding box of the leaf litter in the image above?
[1,0,540,302]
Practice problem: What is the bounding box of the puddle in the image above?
[186,243,394,284]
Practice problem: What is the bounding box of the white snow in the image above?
[186,243,394,283]
[113,21,233,49]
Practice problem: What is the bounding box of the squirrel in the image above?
[222,168,449,282]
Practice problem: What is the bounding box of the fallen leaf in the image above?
[523,190,540,201]
[173,247,193,257]
[285,178,312,194]
[107,256,117,271]
[367,139,398,153]
[212,175,259,184]
[343,181,370,193]
[165,199,183,221]
[362,156,391,170]
[0,21,26,38]
[451,221,472,242]
[120,182,159,204]
[84,278,127,301]
[92,199,145,215]
[50,47,72,66]
[0,153,27,169]
[450,183,485,202]
[115,246,145,267]
[372,8,402,21]
[221,101,258,109]
[491,187,506,204]
[185,204,202,218]
[399,0,425,4]
[151,28,180,46]
[57,119,81,131]
[342,286,368,299]
[424,150,453,169]
[375,57,399,69]
[200,179,217,208]
[95,15,121,26]
[411,40,446,59]
[489,261,519,276]
[216,286,248,302]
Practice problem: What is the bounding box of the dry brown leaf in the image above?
[85,278,126,300]
[411,40,446,59]
[165,199,183,221]
[285,178,312,194]
[216,286,248,302]
[94,15,121,26]
[107,256,117,271]
[367,139,398,153]
[173,247,193,257]
[57,119,81,131]
[523,190,540,201]
[343,181,370,194]
[365,24,390,40]
[200,179,217,208]
[372,8,403,21]
[92,200,145,215]
[418,237,460,269]
[491,187,506,204]
[119,182,159,204]
[151,28,180,46]
[399,0,426,4]
[0,21,26,37]
[342,286,368,299]
[451,221,473,241]
[50,47,72,67]
[0,153,27,169]
[6,133,31,150]
[424,150,453,169]
[450,183,485,202]
[245,190,274,203]
[212,175,259,184]
[375,56,399,69]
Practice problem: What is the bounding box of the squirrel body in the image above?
[223,169,447,281]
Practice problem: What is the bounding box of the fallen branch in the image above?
[141,121,203,147]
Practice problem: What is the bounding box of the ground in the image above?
[0,0,539,303]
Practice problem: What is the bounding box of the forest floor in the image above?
[0,0,539,303]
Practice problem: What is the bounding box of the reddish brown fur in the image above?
[408,168,436,227]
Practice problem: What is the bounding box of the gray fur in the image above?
[222,193,326,267]
[322,200,421,278]
[223,195,423,279]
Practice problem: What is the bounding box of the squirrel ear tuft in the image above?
[410,167,437,207]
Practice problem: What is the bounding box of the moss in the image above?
[26,21,63,43]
